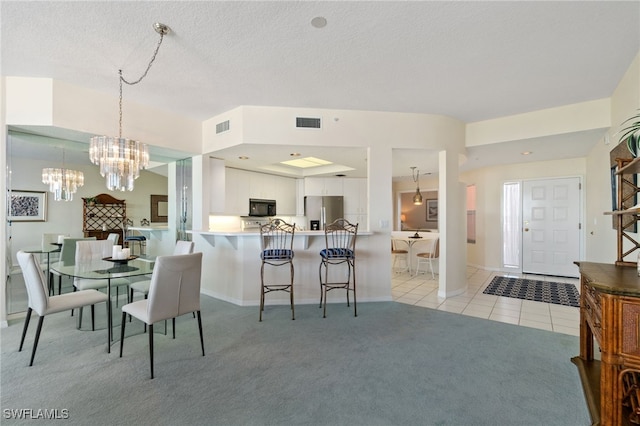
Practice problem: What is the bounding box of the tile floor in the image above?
[392,266,580,336]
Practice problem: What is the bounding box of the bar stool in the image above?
[319,218,358,318]
[259,219,295,321]
[124,235,146,256]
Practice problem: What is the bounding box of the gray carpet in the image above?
[1,296,590,425]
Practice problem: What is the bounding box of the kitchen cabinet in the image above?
[304,177,343,196]
[222,168,296,216]
[343,178,367,228]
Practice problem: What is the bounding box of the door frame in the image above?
[502,175,585,277]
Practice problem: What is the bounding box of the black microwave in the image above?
[249,199,276,217]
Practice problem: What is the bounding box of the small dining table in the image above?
[23,244,62,295]
[51,258,154,353]
[391,232,438,274]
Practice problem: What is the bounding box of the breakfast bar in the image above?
[189,228,380,308]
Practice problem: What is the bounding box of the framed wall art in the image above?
[9,190,47,222]
[426,199,438,221]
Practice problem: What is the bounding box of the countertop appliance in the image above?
[249,198,276,217]
[304,196,344,230]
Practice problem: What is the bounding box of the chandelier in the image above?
[42,148,84,201]
[89,23,170,191]
[410,166,423,205]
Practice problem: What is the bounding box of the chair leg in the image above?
[290,262,295,320]
[172,318,176,339]
[119,312,127,357]
[78,306,84,329]
[91,305,95,331]
[29,316,45,366]
[19,308,32,352]
[353,261,357,317]
[259,263,265,321]
[58,275,62,295]
[197,311,205,357]
[149,324,154,379]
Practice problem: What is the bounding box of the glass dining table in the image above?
[50,258,154,353]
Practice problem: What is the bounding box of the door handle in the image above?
[524,228,529,232]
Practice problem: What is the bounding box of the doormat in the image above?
[483,276,580,308]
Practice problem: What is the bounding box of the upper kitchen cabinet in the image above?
[343,178,367,215]
[221,168,296,216]
[304,177,344,196]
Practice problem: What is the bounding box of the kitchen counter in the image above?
[189,228,383,307]
[189,229,372,249]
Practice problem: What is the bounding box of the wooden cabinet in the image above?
[573,262,640,425]
[605,158,640,266]
[82,193,126,241]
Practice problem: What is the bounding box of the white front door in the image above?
[522,177,581,278]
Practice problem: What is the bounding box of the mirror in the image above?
[151,194,168,223]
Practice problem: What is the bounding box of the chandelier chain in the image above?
[118,31,166,138]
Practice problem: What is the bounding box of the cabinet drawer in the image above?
[583,285,602,344]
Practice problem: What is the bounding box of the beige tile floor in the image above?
[391,265,580,336]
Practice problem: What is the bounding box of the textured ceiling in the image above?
[2,1,639,177]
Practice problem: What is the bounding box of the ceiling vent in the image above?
[296,117,321,129]
[216,120,230,134]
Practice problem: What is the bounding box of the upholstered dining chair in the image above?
[319,218,358,318]
[414,238,440,279]
[16,251,108,366]
[50,237,96,295]
[259,219,295,321]
[119,252,204,379]
[128,240,195,303]
[74,240,130,313]
[107,233,120,245]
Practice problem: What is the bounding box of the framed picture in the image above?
[9,190,47,222]
[150,194,168,223]
[426,199,438,221]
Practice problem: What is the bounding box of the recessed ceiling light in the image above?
[521,151,532,155]
[281,156,332,168]
[238,156,249,160]
[311,17,327,28]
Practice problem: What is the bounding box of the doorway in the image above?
[503,177,582,278]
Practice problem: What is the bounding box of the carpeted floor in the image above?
[483,276,580,308]
[0,296,590,425]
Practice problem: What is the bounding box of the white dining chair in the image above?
[50,237,96,295]
[74,240,130,313]
[391,239,409,273]
[16,251,108,366]
[119,252,204,379]
[128,240,195,302]
[107,233,120,245]
[414,238,439,279]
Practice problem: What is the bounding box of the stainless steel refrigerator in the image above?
[304,196,344,230]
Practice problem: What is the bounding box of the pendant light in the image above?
[89,23,170,191]
[42,147,84,201]
[411,167,423,205]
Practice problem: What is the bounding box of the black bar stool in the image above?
[259,219,296,321]
[319,218,358,318]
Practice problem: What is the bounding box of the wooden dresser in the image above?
[573,262,640,425]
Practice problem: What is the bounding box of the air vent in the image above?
[296,117,321,129]
[216,120,230,134]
